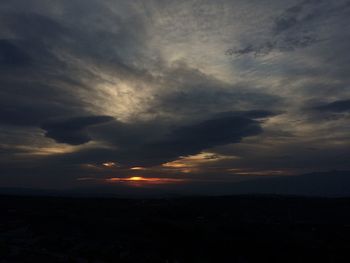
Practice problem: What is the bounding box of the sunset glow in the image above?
[162,152,238,172]
[128,176,143,181]
[1,0,349,194]
[105,176,186,185]
[2,1,350,260]
[102,162,117,168]
[130,167,146,170]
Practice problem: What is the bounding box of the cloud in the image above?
[226,0,348,56]
[314,100,350,113]
[0,39,31,67]
[214,110,277,119]
[146,63,282,121]
[41,116,114,145]
[229,36,319,57]
[0,8,145,128]
[0,14,89,127]
[53,112,267,167]
[0,0,349,189]
[272,0,317,35]
[149,114,263,157]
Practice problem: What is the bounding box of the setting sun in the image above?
[128,176,143,181]
[105,176,186,185]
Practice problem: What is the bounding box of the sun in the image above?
[128,176,143,181]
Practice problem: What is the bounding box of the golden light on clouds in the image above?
[102,162,118,168]
[181,169,193,173]
[162,152,239,172]
[162,162,188,168]
[87,78,154,122]
[13,145,77,156]
[130,166,146,170]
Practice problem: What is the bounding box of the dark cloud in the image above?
[151,85,280,118]
[0,10,141,78]
[229,35,319,57]
[41,116,114,145]
[227,0,349,56]
[0,39,31,67]
[45,112,267,167]
[0,14,68,71]
[272,0,317,35]
[150,115,263,157]
[0,8,143,129]
[0,6,279,173]
[314,100,350,113]
[0,89,79,127]
[214,110,277,119]
[1,12,65,36]
[0,14,88,128]
[148,64,282,120]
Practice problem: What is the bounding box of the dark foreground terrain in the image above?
[1,195,350,262]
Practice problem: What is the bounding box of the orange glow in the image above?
[181,168,193,173]
[129,176,143,181]
[163,162,188,168]
[162,152,239,170]
[105,176,186,185]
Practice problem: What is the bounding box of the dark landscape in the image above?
[2,195,350,263]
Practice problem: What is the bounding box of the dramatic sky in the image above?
[1,0,349,192]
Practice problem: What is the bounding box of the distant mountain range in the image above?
[0,170,349,197]
[228,170,350,197]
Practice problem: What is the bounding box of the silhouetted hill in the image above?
[1,171,349,197]
[1,195,350,262]
[231,170,350,196]
[157,170,350,197]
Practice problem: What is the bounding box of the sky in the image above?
[0,0,350,192]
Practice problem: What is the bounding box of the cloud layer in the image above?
[0,0,349,190]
